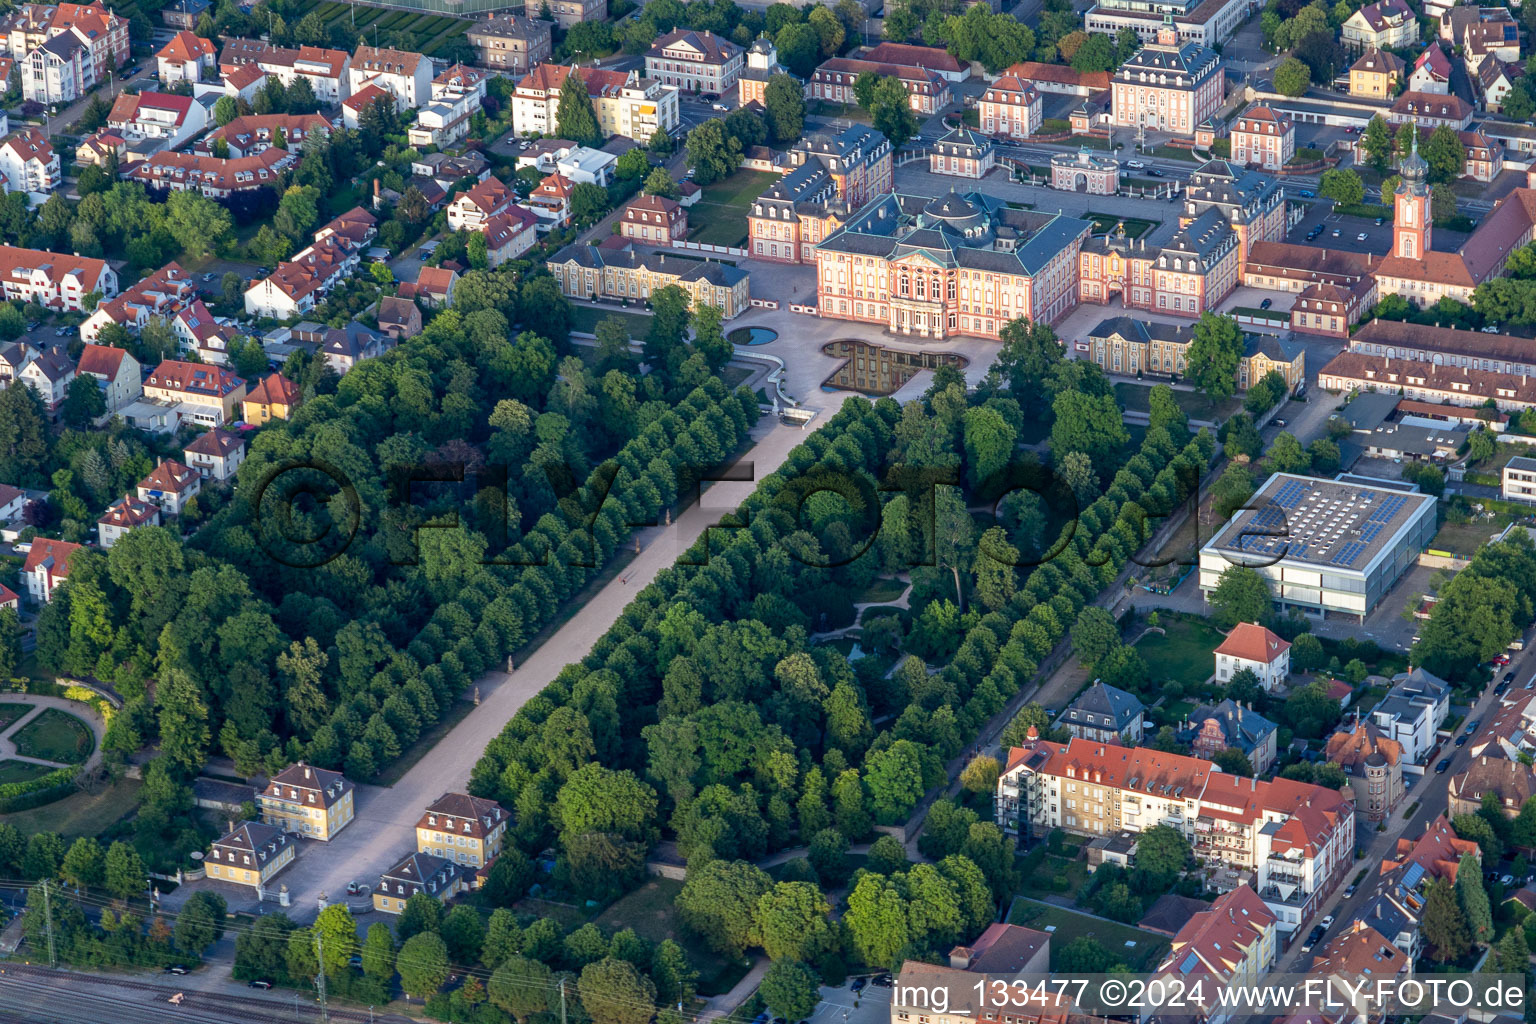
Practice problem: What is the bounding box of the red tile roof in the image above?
[862,42,965,73]
[246,372,299,408]
[157,29,214,62]
[140,458,198,494]
[22,537,82,579]
[76,343,129,379]
[1214,622,1290,664]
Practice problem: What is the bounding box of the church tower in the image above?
[1393,124,1431,260]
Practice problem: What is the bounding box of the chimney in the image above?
[227,819,235,835]
[304,766,312,780]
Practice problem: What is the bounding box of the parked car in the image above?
[1344,884,1357,898]
[1502,874,1516,886]
[1482,325,1501,333]
[165,965,188,975]
[24,321,38,331]
[1332,228,1341,237]
[1303,926,1326,951]
[1125,159,1146,169]
[1274,418,1287,427]
[1436,758,1453,773]
[1319,914,1335,931]
[1504,671,1515,684]
[202,272,217,282]
[1259,297,1273,309]
[1455,735,1467,746]
[1296,189,1315,197]
[1466,718,1480,733]
[1375,217,1384,225]
[248,980,273,990]
[1356,232,1367,241]
[346,880,364,895]
[1146,168,1163,177]
[851,978,868,993]
[874,974,894,987]
[712,102,728,111]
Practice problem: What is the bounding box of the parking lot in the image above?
[807,977,892,1024]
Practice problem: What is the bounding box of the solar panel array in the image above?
[1224,477,1423,570]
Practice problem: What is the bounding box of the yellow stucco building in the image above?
[415,792,509,877]
[205,821,295,889]
[258,763,355,841]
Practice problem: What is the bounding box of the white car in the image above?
[1482,325,1501,333]
[1356,232,1367,241]
[1125,159,1146,169]
[712,102,728,112]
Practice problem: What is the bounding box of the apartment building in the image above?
[244,234,361,319]
[0,128,59,195]
[143,358,246,426]
[997,737,1356,933]
[156,29,214,85]
[12,2,128,104]
[1504,456,1536,503]
[1342,0,1418,49]
[1369,668,1451,764]
[0,245,116,311]
[108,90,208,152]
[1149,885,1277,1021]
[258,762,356,841]
[200,113,333,158]
[348,45,430,112]
[512,63,680,143]
[466,12,550,72]
[446,176,514,232]
[644,29,742,94]
[81,261,196,342]
[129,146,296,199]
[1324,718,1405,824]
[183,426,245,483]
[75,343,140,413]
[219,39,351,103]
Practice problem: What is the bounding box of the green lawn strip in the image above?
[1008,897,1169,971]
[0,701,32,731]
[570,304,652,336]
[1132,617,1225,690]
[424,24,472,56]
[0,777,142,838]
[0,760,55,785]
[858,578,907,603]
[1087,215,1158,239]
[592,879,749,996]
[12,708,95,765]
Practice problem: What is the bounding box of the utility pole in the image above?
[42,880,55,969]
[560,977,568,1024]
[315,933,330,1024]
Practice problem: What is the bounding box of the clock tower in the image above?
[1394,124,1431,261]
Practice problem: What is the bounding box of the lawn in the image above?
[1088,216,1159,239]
[1133,616,1226,690]
[0,702,31,731]
[1018,849,1090,899]
[12,708,95,764]
[1429,515,1516,557]
[1114,382,1240,424]
[859,578,908,603]
[721,364,753,389]
[593,879,750,996]
[687,170,780,249]
[0,760,55,785]
[1007,897,1169,970]
[0,776,141,838]
[569,304,652,338]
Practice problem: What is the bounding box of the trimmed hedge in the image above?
[0,765,76,812]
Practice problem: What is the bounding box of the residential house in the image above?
[1477,57,1524,113]
[205,821,295,889]
[18,347,73,414]
[0,584,18,612]
[1231,105,1294,171]
[376,296,421,340]
[241,372,299,423]
[1341,0,1418,50]
[465,12,550,72]
[218,39,351,104]
[1363,815,1478,959]
[0,245,116,311]
[1445,6,1518,71]
[1184,698,1279,774]
[75,343,140,413]
[410,152,490,191]
[97,495,160,548]
[512,64,680,143]
[161,0,210,30]
[171,300,237,364]
[1149,885,1277,1023]
[619,195,687,246]
[446,176,514,232]
[183,427,245,483]
[407,92,474,149]
[1324,716,1406,823]
[415,792,509,873]
[258,762,356,840]
[484,206,539,268]
[372,852,464,914]
[1448,754,1536,818]
[137,458,200,516]
[143,359,246,426]
[1461,129,1503,181]
[1470,695,1536,760]
[891,929,1060,1024]
[0,128,58,194]
[0,485,23,523]
[317,322,391,374]
[978,75,1042,139]
[81,261,195,341]
[73,130,123,169]
[314,206,377,249]
[1348,48,1404,100]
[156,30,214,85]
[644,29,743,95]
[0,341,33,388]
[527,172,574,231]
[1213,622,1291,690]
[1058,681,1146,743]
[928,126,996,178]
[548,238,752,318]
[107,90,208,152]
[200,113,333,158]
[1309,921,1410,1020]
[1370,668,1451,763]
[1408,44,1451,94]
[21,537,82,603]
[14,3,129,105]
[996,737,1355,933]
[342,82,393,130]
[555,146,616,186]
[128,147,296,200]
[222,61,266,102]
[397,266,458,308]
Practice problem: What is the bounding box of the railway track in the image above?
[0,963,408,1024]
